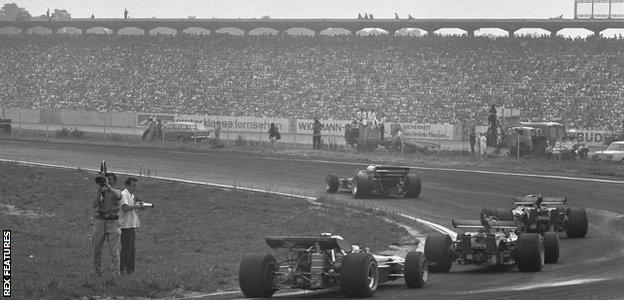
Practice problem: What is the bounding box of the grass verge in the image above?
[0,162,408,299]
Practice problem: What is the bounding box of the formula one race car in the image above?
[482,194,588,238]
[425,217,559,273]
[239,233,427,298]
[326,165,421,198]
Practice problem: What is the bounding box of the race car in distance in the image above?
[239,233,427,298]
[482,194,588,238]
[425,217,558,273]
[326,165,421,198]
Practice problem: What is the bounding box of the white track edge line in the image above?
[259,156,624,184]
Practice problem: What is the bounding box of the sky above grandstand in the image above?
[14,0,579,19]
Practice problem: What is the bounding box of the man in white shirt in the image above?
[119,177,145,275]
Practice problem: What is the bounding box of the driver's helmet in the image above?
[366,165,377,173]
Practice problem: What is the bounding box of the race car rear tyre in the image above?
[326,174,340,193]
[239,253,277,298]
[352,173,370,199]
[424,233,452,273]
[516,233,544,272]
[565,207,588,238]
[340,252,378,298]
[403,174,422,198]
[543,232,560,263]
[404,251,427,288]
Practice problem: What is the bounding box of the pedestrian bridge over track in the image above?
[3,18,624,36]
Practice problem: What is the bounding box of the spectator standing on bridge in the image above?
[395,13,400,19]
[46,9,50,20]
[124,9,129,19]
[358,13,363,19]
[313,117,324,150]
[268,122,280,148]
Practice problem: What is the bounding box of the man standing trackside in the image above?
[119,177,146,275]
[92,173,123,276]
[312,117,324,150]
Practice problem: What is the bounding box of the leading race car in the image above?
[326,165,421,198]
[238,233,427,298]
[425,217,558,273]
[482,194,588,238]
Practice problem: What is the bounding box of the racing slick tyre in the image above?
[424,233,452,273]
[565,207,588,238]
[351,173,370,199]
[515,233,544,272]
[326,174,340,193]
[340,252,379,298]
[239,253,277,298]
[403,174,422,198]
[543,232,560,264]
[404,251,427,288]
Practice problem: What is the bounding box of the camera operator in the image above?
[119,177,147,275]
[91,173,123,276]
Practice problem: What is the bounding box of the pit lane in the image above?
[1,140,623,299]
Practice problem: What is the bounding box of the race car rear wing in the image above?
[451,219,517,230]
[265,236,352,251]
[513,196,567,206]
[374,166,411,178]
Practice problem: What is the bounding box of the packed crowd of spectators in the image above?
[1,33,623,130]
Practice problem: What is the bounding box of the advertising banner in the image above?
[176,115,291,134]
[570,129,618,147]
[394,123,458,141]
[294,119,351,136]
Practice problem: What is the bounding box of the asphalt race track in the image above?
[2,140,623,299]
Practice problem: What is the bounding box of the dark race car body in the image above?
[238,234,427,298]
[482,194,588,238]
[326,166,421,198]
[424,218,555,273]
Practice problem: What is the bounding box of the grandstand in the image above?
[1,19,624,131]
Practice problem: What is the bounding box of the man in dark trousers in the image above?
[119,177,146,275]
[124,9,129,19]
[312,117,324,150]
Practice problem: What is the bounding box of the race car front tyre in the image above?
[404,251,427,288]
[543,232,560,263]
[239,253,277,298]
[340,252,379,298]
[352,173,370,198]
[326,174,340,193]
[424,233,452,273]
[403,174,422,198]
[565,207,588,238]
[516,233,544,272]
